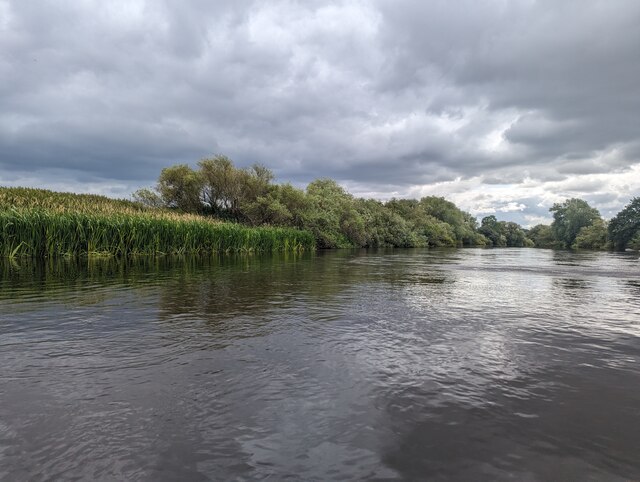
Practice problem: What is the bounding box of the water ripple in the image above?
[1,249,639,480]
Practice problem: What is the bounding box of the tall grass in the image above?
[0,188,315,257]
[0,187,148,214]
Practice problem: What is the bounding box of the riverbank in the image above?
[0,188,315,257]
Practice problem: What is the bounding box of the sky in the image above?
[1,0,639,226]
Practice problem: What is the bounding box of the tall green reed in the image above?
[1,208,315,258]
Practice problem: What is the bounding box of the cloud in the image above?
[1,0,639,224]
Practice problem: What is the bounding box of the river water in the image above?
[1,248,639,480]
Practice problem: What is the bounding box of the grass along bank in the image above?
[0,188,315,257]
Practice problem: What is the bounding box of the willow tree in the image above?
[156,164,204,213]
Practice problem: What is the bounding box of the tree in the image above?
[608,197,640,250]
[386,198,463,247]
[501,221,530,247]
[527,224,558,249]
[199,156,274,221]
[132,188,163,208]
[356,199,416,247]
[243,183,310,228]
[573,218,609,249]
[303,179,362,248]
[478,216,530,247]
[479,215,506,247]
[156,164,204,213]
[419,196,485,246]
[199,155,244,218]
[549,198,601,248]
[421,216,457,247]
[132,155,542,251]
[385,198,420,222]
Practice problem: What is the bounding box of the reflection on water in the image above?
[1,248,639,480]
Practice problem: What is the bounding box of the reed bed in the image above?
[0,188,315,257]
[1,209,315,257]
[0,187,147,214]
[0,187,210,223]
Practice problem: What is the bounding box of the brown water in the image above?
[1,248,639,481]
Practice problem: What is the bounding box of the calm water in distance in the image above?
[1,248,639,481]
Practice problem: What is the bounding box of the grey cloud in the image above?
[1,0,639,219]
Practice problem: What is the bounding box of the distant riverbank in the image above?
[2,184,638,257]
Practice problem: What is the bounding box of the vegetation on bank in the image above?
[2,157,639,257]
[527,197,640,251]
[133,156,512,249]
[0,188,315,257]
[134,155,640,251]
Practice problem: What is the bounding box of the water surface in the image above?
[1,249,639,480]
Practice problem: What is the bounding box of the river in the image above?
[1,248,639,480]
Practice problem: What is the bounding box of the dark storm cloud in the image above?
[1,0,639,217]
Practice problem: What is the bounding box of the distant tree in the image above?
[550,198,601,248]
[608,197,640,250]
[304,179,362,248]
[131,155,547,251]
[421,216,458,247]
[501,221,530,247]
[573,218,609,250]
[479,215,506,247]
[276,184,312,228]
[243,183,310,228]
[386,198,420,222]
[419,196,485,246]
[526,224,559,249]
[199,155,245,218]
[420,196,465,227]
[198,156,274,221]
[478,216,530,247]
[355,199,415,248]
[156,164,204,213]
[132,188,163,208]
[386,198,467,247]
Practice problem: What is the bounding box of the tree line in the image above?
[134,155,640,251]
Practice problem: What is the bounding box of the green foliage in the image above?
[243,183,311,228]
[355,199,416,248]
[10,176,636,254]
[608,197,640,251]
[140,157,496,249]
[385,197,486,247]
[132,188,164,208]
[198,155,273,221]
[479,216,531,247]
[133,157,640,252]
[156,164,204,213]
[573,219,609,250]
[420,216,458,247]
[479,215,507,247]
[501,221,529,247]
[303,179,357,248]
[419,196,484,246]
[550,198,602,248]
[526,224,561,249]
